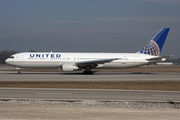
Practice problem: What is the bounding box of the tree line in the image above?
[0,50,38,64]
[0,50,17,64]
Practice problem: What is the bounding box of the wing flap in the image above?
[76,58,121,68]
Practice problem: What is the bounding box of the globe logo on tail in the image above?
[139,40,160,56]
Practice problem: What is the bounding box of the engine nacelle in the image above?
[62,63,79,72]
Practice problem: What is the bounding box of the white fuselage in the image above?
[5,28,170,73]
[5,52,157,69]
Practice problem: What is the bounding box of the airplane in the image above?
[5,28,172,74]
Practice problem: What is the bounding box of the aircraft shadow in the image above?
[2,71,154,75]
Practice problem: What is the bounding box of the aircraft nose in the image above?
[5,58,10,64]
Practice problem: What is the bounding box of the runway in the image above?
[0,88,180,102]
[0,71,180,103]
[0,71,180,81]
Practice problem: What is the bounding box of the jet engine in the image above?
[62,63,79,72]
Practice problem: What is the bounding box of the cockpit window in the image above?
[10,56,14,59]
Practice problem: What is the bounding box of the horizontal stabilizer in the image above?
[146,55,173,61]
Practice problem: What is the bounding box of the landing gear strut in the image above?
[16,68,21,74]
[83,67,93,74]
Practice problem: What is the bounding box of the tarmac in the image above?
[0,88,180,102]
[0,66,180,120]
[0,71,180,81]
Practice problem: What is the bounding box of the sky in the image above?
[0,0,180,58]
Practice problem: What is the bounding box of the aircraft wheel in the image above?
[17,70,21,74]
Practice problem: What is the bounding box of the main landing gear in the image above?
[83,68,93,74]
[16,68,21,74]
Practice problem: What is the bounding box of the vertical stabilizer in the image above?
[138,28,170,56]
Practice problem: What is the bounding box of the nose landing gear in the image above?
[16,68,21,74]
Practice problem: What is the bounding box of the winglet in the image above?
[138,28,170,56]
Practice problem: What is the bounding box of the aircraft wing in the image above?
[76,58,120,68]
[146,55,173,61]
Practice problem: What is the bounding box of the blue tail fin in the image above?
[138,28,170,56]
